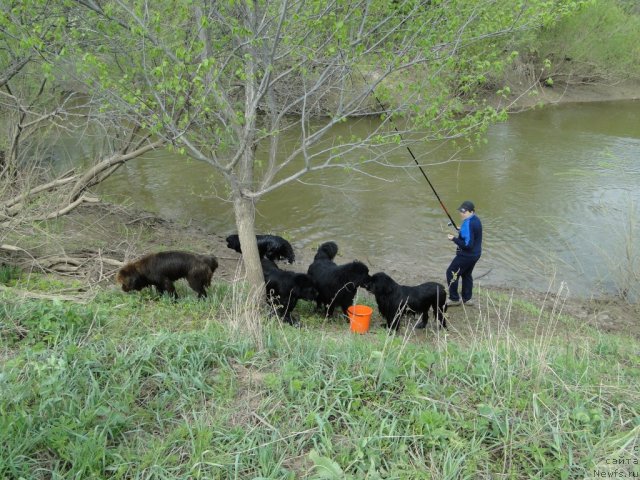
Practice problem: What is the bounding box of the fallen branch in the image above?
[1,243,28,253]
[1,194,102,228]
[40,256,84,267]
[67,139,164,202]
[0,284,89,303]
[45,194,100,219]
[99,258,125,267]
[2,137,163,227]
[2,172,77,212]
[1,244,124,279]
[0,243,39,264]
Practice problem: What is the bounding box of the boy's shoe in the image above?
[463,300,475,306]
[446,299,461,307]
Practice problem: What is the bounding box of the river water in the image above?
[60,100,640,300]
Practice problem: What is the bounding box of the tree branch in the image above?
[66,139,164,202]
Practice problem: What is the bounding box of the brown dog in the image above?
[116,251,218,299]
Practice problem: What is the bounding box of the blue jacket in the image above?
[453,214,482,257]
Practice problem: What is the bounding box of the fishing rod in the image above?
[384,116,459,231]
[349,64,459,231]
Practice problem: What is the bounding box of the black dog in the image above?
[307,241,370,317]
[116,251,218,299]
[226,234,295,263]
[365,272,447,330]
[261,258,317,325]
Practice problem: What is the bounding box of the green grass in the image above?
[0,264,22,285]
[525,0,640,82]
[1,278,639,479]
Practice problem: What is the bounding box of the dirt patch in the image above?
[2,202,243,285]
[484,75,640,111]
[466,286,640,340]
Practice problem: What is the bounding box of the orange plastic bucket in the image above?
[347,305,373,334]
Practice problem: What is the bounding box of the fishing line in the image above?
[348,63,459,230]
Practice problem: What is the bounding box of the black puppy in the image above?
[226,234,295,263]
[365,272,447,330]
[261,258,317,325]
[307,241,370,317]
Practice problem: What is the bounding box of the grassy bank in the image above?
[1,272,638,479]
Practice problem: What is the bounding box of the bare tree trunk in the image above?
[233,192,265,296]
[231,22,265,295]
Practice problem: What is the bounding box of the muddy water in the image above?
[62,101,640,299]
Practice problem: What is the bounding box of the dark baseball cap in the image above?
[457,200,475,212]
